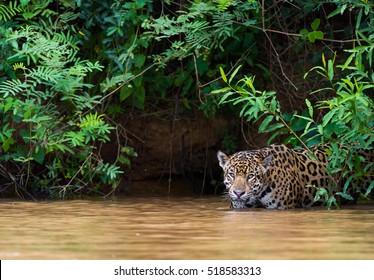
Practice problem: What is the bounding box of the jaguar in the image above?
[217,144,371,209]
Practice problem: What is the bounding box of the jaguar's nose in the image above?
[233,190,246,198]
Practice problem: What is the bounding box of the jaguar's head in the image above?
[217,150,272,208]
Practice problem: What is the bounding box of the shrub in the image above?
[213,1,374,208]
[0,17,121,199]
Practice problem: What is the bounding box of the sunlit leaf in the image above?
[305,98,313,118]
[229,65,242,84]
[219,67,227,83]
[327,59,334,81]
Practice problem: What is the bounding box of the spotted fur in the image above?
[217,144,367,209]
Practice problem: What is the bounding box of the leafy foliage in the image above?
[0,5,122,199]
[214,1,374,208]
[0,0,373,203]
[0,1,22,21]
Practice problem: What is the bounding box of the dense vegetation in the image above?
[0,0,373,204]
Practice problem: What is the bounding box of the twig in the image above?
[239,23,358,44]
[192,53,203,103]
[261,0,298,90]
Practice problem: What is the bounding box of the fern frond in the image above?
[59,11,79,24]
[27,88,55,101]
[53,76,84,94]
[8,26,73,67]
[80,112,104,128]
[12,62,27,71]
[68,61,104,77]
[0,79,30,98]
[62,92,101,111]
[0,1,22,21]
[96,163,123,183]
[53,30,80,51]
[27,66,65,84]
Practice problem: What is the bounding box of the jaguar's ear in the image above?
[217,151,229,169]
[260,154,272,173]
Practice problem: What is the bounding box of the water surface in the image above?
[1,197,373,259]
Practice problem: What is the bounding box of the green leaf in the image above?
[311,18,320,31]
[342,175,355,193]
[22,12,34,20]
[305,99,313,118]
[365,181,374,197]
[321,53,326,69]
[118,155,131,167]
[322,110,335,128]
[327,196,338,210]
[327,59,334,81]
[65,131,85,147]
[308,32,316,43]
[338,53,355,70]
[308,31,324,43]
[20,0,31,8]
[133,76,143,88]
[258,115,274,132]
[300,29,309,40]
[315,31,323,41]
[294,114,314,122]
[264,122,284,133]
[341,78,354,91]
[133,54,146,68]
[314,187,327,202]
[356,9,363,30]
[328,4,347,18]
[2,137,15,152]
[219,67,227,83]
[133,86,145,109]
[269,97,277,113]
[335,191,353,201]
[211,87,231,95]
[33,148,45,164]
[120,85,133,101]
[218,91,236,105]
[4,97,14,112]
[16,145,28,158]
[182,97,191,110]
[229,65,242,84]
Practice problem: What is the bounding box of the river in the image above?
[1,196,373,259]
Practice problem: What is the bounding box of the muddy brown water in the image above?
[1,196,374,260]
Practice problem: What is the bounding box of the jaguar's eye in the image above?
[247,176,255,183]
[226,173,233,180]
